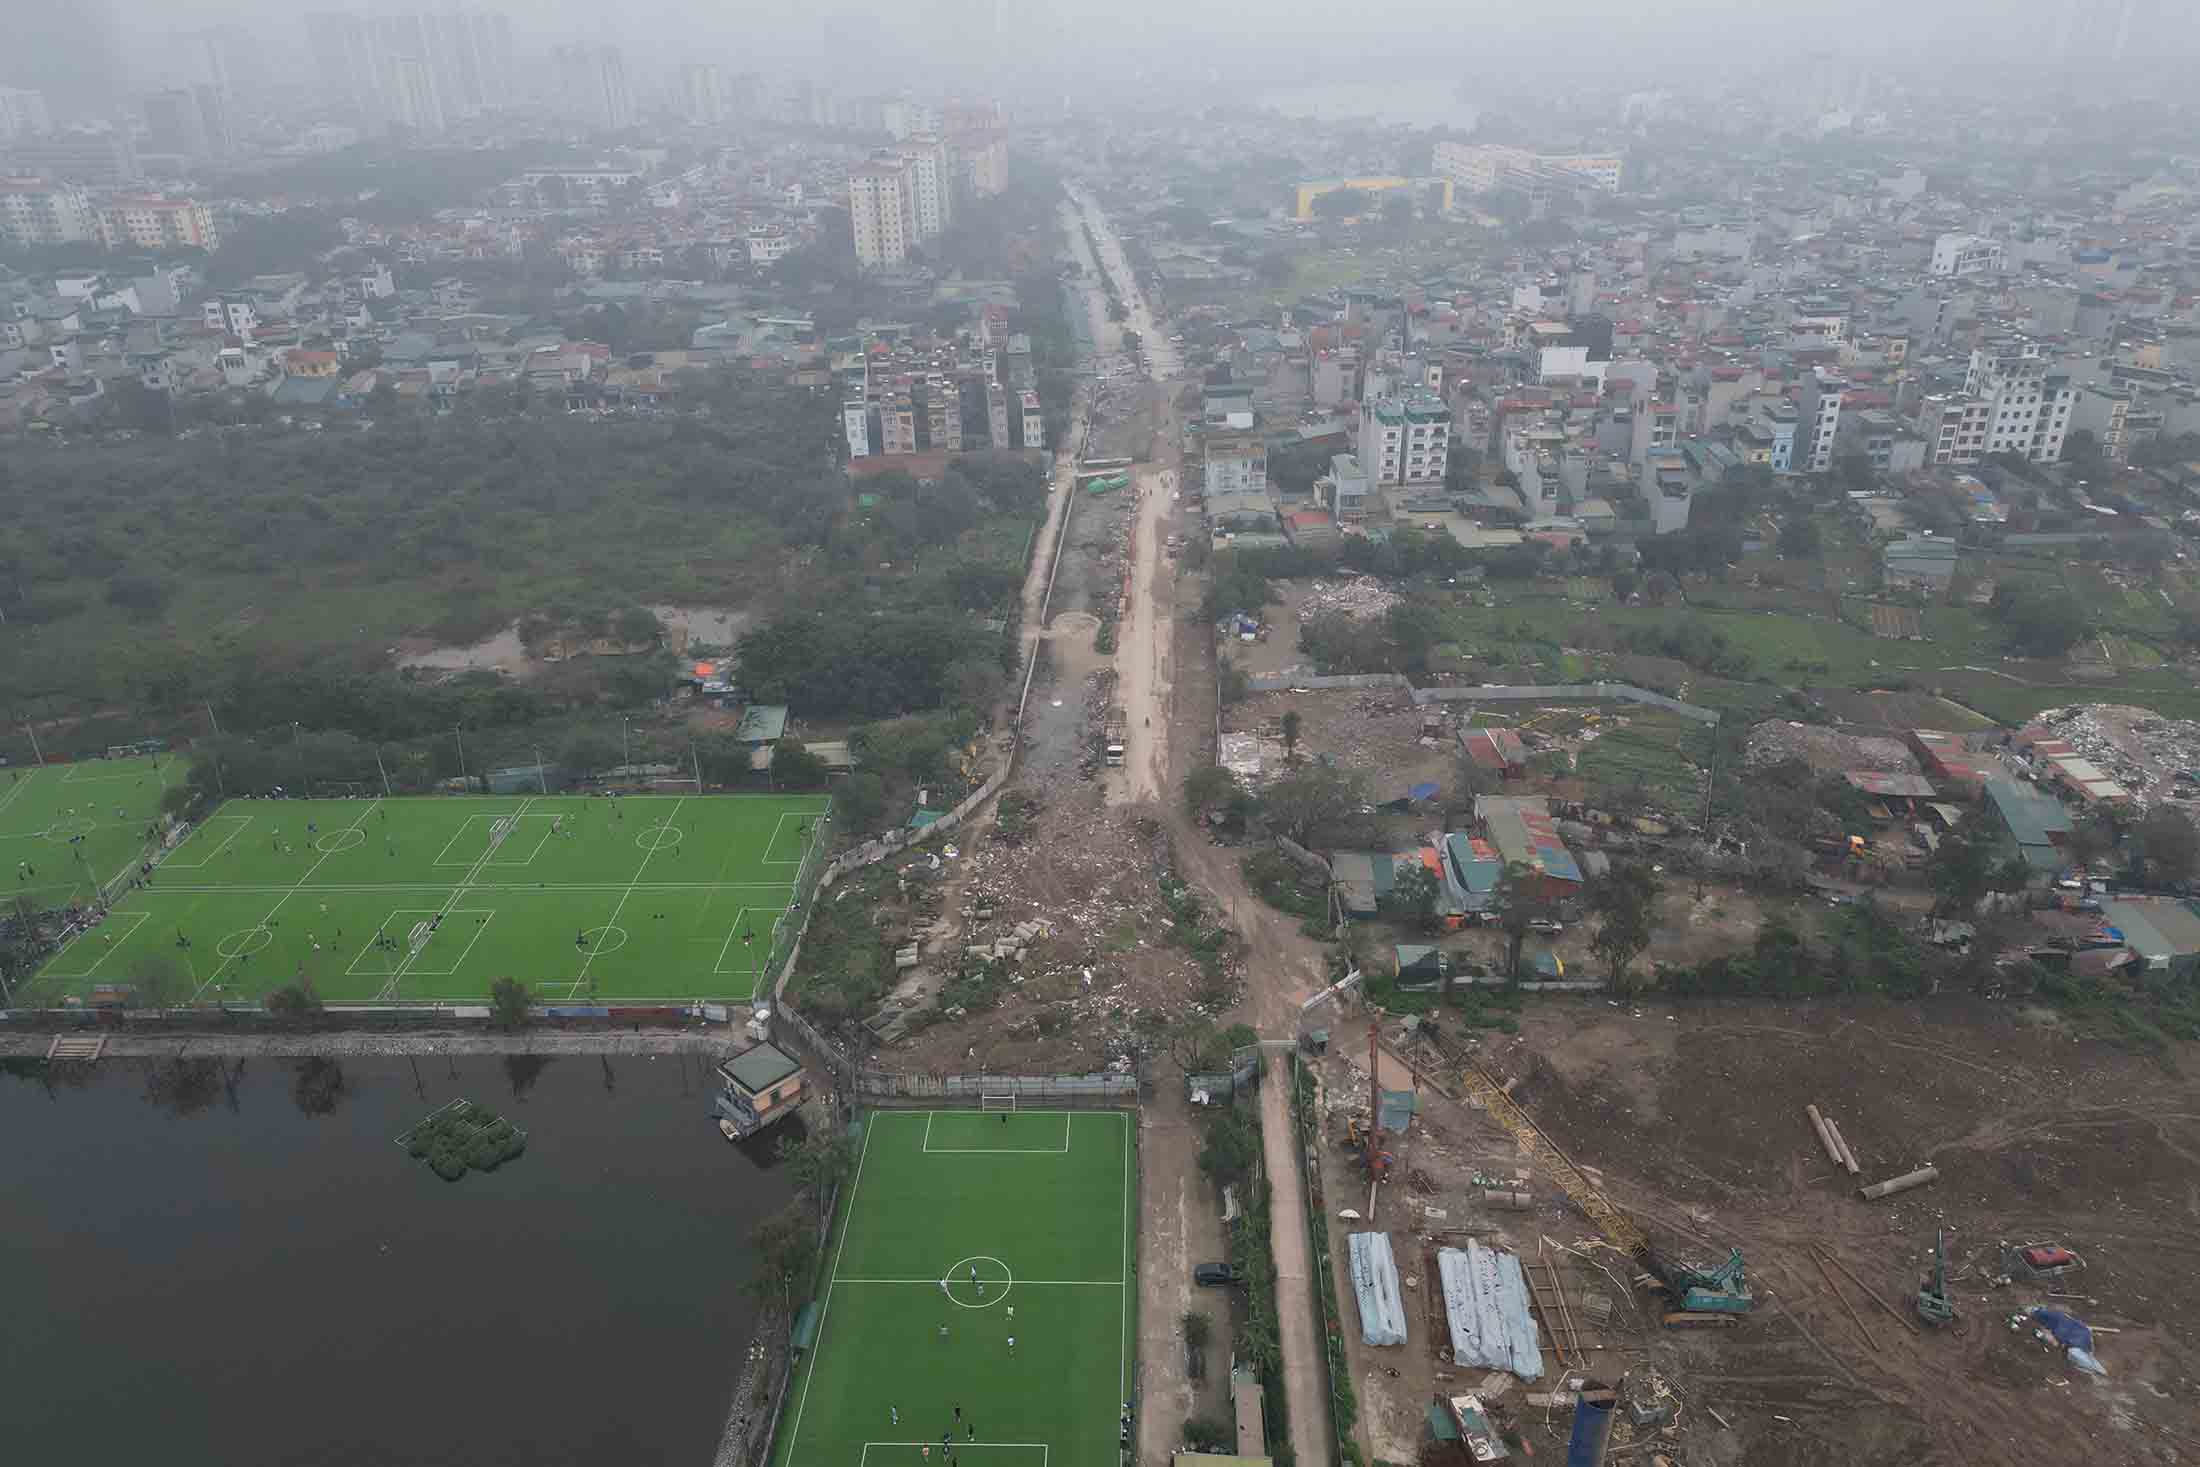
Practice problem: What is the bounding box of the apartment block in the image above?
[1358,391,1450,488]
[1433,141,1623,195]
[1965,338,2073,463]
[1019,390,1044,451]
[1931,233,2004,277]
[0,179,100,246]
[848,158,916,270]
[98,195,219,251]
[893,137,952,238]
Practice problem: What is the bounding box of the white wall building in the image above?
[1931,233,2005,277]
[1966,338,2074,463]
[1433,141,1623,195]
[1358,391,1451,488]
[848,158,915,270]
[680,63,728,125]
[0,180,99,246]
[892,137,952,239]
[1800,369,1847,474]
[843,399,870,458]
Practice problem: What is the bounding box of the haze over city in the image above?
[7,1,2200,1466]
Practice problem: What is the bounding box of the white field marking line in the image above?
[860,1446,1046,1467]
[42,910,151,978]
[59,763,162,784]
[483,815,557,866]
[1118,1108,1130,1399]
[188,798,385,1003]
[781,1106,877,1467]
[762,810,811,865]
[0,819,144,846]
[432,814,504,867]
[924,1111,932,1150]
[710,906,763,976]
[341,913,427,978]
[564,794,684,999]
[140,880,799,894]
[160,814,252,868]
[0,766,40,822]
[833,1278,1124,1286]
[377,797,530,1000]
[398,909,497,977]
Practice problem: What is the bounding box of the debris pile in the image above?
[2031,704,2200,809]
[1301,575,1404,621]
[1744,721,1918,774]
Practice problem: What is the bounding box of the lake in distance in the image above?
[0,1051,796,1466]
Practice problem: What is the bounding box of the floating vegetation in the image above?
[395,1099,528,1182]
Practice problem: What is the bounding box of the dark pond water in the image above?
[0,1051,796,1466]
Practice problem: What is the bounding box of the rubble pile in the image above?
[2033,704,2200,809]
[1744,720,1917,774]
[1301,575,1404,621]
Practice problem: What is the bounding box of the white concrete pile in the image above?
[1301,575,1403,621]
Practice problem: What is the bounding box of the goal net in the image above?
[980,1093,1016,1113]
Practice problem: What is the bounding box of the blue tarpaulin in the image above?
[1348,1232,1409,1346]
[1407,782,1440,803]
[2032,1309,2093,1352]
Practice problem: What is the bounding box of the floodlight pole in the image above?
[690,737,703,792]
[204,702,222,738]
[622,717,632,773]
[24,722,43,766]
[454,724,468,784]
[374,746,392,797]
[531,746,548,794]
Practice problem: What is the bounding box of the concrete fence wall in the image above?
[1242,673,1718,724]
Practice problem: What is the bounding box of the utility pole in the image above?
[531,746,548,795]
[454,724,468,785]
[690,737,703,792]
[374,746,392,797]
[621,716,632,774]
[24,722,43,766]
[204,702,222,738]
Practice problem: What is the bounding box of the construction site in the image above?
[1294,995,2200,1466]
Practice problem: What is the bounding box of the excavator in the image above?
[1917,1230,1958,1327]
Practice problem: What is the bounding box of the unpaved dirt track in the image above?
[1261,1051,1334,1467]
[1109,465,1174,806]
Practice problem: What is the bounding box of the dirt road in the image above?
[1108,464,1174,806]
[1261,1050,1333,1464]
[1135,1082,1232,1460]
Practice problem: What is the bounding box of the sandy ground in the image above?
[1261,1048,1336,1466]
[1110,469,1176,806]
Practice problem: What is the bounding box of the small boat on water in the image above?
[717,1116,742,1142]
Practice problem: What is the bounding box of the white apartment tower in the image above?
[1966,339,2074,463]
[1357,391,1451,488]
[893,137,952,238]
[554,44,633,131]
[681,64,727,125]
[848,159,916,270]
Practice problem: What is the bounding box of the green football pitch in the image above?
[19,791,831,1006]
[778,1109,1135,1467]
[0,754,184,913]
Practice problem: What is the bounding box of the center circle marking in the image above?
[44,816,98,842]
[216,926,273,958]
[316,828,365,853]
[636,824,685,852]
[941,1254,1012,1309]
[583,924,628,956]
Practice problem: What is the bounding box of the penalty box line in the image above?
[42,910,151,978]
[861,1447,1047,1467]
[432,813,556,868]
[160,814,253,868]
[923,1110,1071,1154]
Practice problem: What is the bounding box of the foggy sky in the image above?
[20,0,2200,110]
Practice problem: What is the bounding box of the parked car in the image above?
[1528,918,1564,935]
[1193,1262,1238,1287]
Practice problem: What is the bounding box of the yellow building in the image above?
[1293,175,1453,221]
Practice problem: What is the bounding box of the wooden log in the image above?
[1859,1165,1938,1201]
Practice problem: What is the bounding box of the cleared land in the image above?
[778,1109,1134,1467]
[22,792,829,1005]
[0,755,184,912]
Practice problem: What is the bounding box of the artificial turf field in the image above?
[0,754,184,914]
[778,1109,1135,1467]
[21,791,831,1006]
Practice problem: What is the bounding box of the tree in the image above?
[1256,764,1368,844]
[1311,188,1372,219]
[777,1127,858,1231]
[1777,515,1824,558]
[1493,861,1548,982]
[1587,861,1661,993]
[1930,817,2000,915]
[773,740,830,790]
[1182,1309,1213,1350]
[1381,863,1444,935]
[1166,1015,1231,1073]
[1280,711,1302,764]
[1183,765,1240,818]
[1218,658,1250,707]
[1990,584,2087,659]
[836,771,887,832]
[489,976,531,1030]
[746,1201,821,1311]
[266,982,323,1025]
[612,606,664,648]
[2135,808,2200,887]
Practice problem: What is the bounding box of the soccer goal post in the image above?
[980,1093,1016,1113]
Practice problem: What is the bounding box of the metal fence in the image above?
[1186,1043,1263,1101]
[855,1070,1141,1105]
